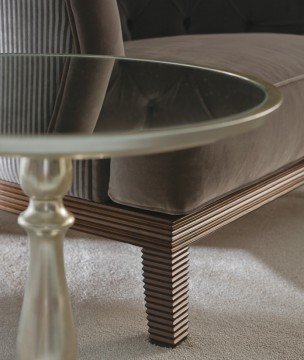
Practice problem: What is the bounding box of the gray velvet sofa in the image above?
[112,0,304,214]
[1,0,304,348]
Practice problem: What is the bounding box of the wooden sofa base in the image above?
[0,160,304,347]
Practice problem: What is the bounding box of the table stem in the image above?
[16,157,77,360]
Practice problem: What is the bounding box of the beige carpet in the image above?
[1,187,304,359]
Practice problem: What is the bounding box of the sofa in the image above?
[0,0,304,348]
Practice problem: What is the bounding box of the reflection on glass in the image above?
[0,55,266,137]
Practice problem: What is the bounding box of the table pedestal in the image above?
[16,157,77,360]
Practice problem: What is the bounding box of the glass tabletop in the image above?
[0,54,281,158]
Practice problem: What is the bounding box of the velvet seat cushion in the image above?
[108,33,304,215]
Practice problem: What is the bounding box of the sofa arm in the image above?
[117,0,304,41]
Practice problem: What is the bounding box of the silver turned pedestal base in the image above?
[16,157,77,360]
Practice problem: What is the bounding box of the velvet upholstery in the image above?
[1,0,304,215]
[97,59,266,133]
[67,0,124,55]
[93,0,304,212]
[0,0,74,189]
[117,0,304,40]
[102,0,304,214]
[124,33,304,86]
[108,32,304,214]
[63,0,124,202]
[0,0,124,202]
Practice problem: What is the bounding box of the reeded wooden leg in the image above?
[142,247,190,347]
[16,157,77,360]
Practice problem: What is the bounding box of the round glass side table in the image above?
[0,54,281,359]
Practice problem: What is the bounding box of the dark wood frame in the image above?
[1,160,304,347]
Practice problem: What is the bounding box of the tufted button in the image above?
[127,19,134,31]
[183,17,191,31]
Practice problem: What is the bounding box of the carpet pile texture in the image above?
[0,187,304,359]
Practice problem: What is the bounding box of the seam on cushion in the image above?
[48,0,80,133]
[275,74,304,87]
[171,0,201,17]
[64,0,81,53]
[192,78,214,119]
[170,0,184,16]
[108,191,188,216]
[47,58,71,133]
[109,157,304,216]
[170,0,188,16]
[227,0,247,23]
[117,0,129,18]
[191,0,204,14]
[127,0,153,20]
[125,43,304,90]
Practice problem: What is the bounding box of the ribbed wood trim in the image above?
[0,160,303,254]
[142,247,189,347]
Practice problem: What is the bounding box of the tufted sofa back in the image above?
[118,0,304,41]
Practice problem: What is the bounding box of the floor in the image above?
[0,187,304,359]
